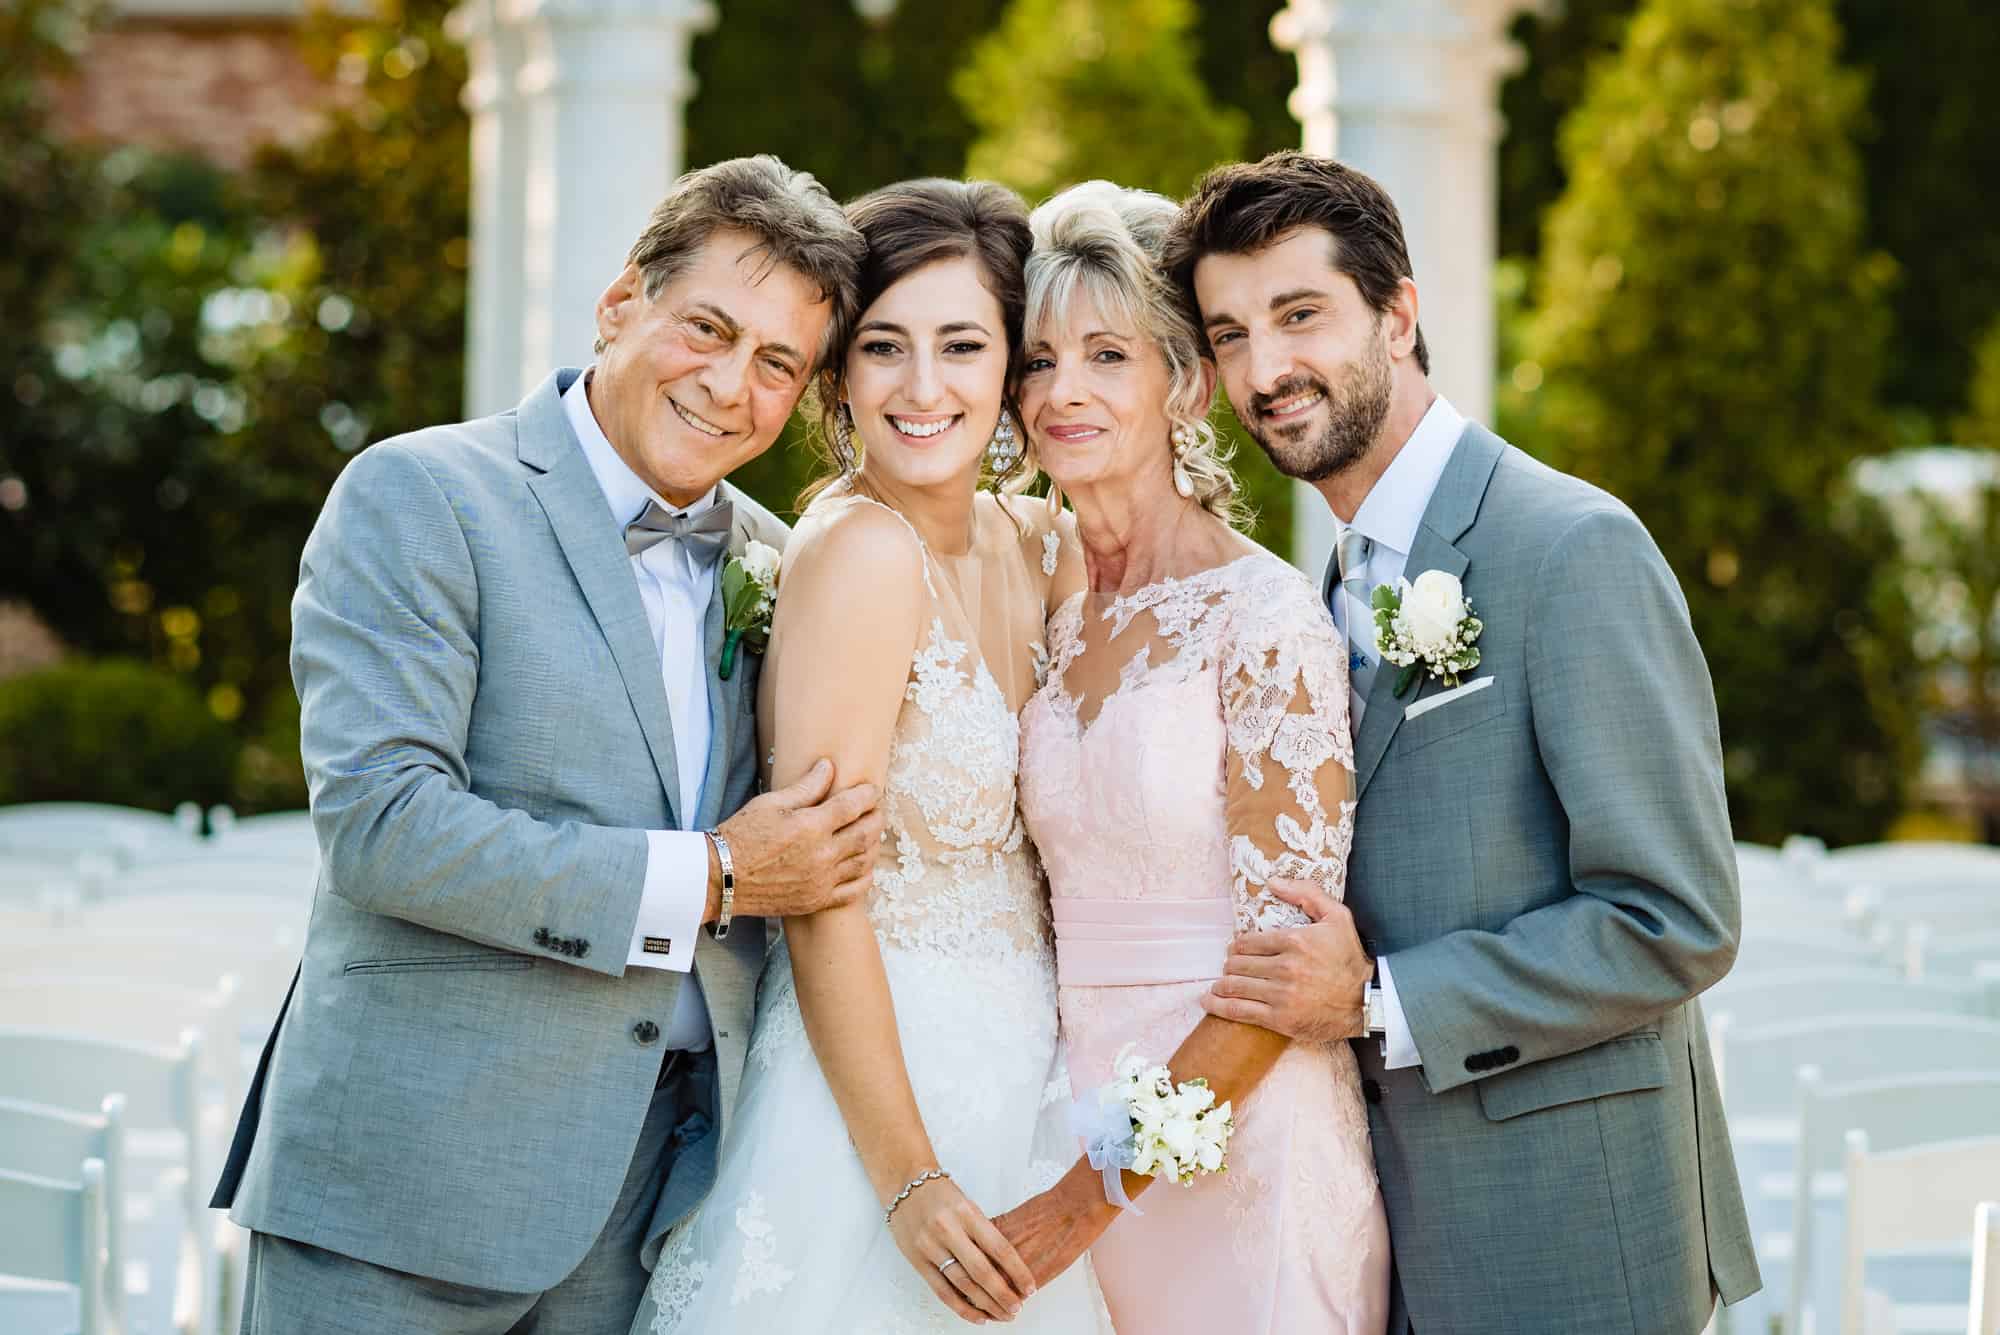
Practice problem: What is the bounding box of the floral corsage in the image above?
[1372,568,1483,697]
[717,540,780,681]
[1070,1047,1235,1212]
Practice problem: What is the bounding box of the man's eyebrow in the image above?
[687,303,741,337]
[1269,288,1330,310]
[1202,310,1240,331]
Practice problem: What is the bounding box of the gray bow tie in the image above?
[624,499,734,568]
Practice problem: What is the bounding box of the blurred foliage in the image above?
[1498,0,2000,429]
[0,0,465,811]
[958,0,1292,553]
[0,661,239,809]
[1910,317,2000,840]
[1524,0,1922,844]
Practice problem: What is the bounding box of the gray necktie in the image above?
[624,499,734,568]
[1337,526,1379,707]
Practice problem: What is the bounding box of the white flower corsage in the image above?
[718,539,780,681]
[1372,569,1483,697]
[1069,1046,1235,1212]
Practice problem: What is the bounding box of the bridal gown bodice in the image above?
[640,494,1108,1334]
[1017,547,1390,1335]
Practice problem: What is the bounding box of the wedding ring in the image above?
[937,1257,960,1274]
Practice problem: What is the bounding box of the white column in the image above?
[454,0,715,414]
[1271,0,1542,574]
[451,0,528,417]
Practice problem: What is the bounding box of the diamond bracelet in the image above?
[884,1167,951,1223]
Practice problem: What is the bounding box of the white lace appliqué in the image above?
[729,1193,794,1306]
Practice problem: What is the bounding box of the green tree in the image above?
[957,0,1293,555]
[1525,0,1920,844]
[1498,0,2000,429]
[1909,318,2000,841]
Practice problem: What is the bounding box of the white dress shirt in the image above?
[1326,394,1466,1072]
[565,371,716,1050]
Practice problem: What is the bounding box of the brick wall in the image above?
[47,18,341,171]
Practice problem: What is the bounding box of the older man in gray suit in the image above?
[1177,153,1762,1334]
[211,156,879,1333]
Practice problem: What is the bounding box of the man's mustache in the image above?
[1247,375,1330,421]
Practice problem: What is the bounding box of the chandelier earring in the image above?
[1169,422,1197,499]
[832,402,859,478]
[985,411,1021,481]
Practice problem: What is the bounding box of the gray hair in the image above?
[600,155,865,368]
[1025,180,1244,527]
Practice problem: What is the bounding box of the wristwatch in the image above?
[704,828,736,940]
[1362,956,1386,1035]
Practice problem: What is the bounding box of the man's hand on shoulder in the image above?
[713,758,882,920]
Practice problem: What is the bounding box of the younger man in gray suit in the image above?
[213,156,878,1333]
[1179,153,1762,1333]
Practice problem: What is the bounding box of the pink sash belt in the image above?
[1052,897,1235,987]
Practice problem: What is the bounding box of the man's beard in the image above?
[1242,338,1392,484]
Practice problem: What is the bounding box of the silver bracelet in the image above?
[705,828,735,940]
[884,1167,950,1223]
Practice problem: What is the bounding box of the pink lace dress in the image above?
[1018,548,1390,1334]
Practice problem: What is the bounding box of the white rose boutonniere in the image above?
[1372,569,1483,697]
[718,539,781,681]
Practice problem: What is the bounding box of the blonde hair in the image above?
[1024,180,1245,527]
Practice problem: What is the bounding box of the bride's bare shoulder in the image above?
[783,493,928,594]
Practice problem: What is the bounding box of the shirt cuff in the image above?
[625,830,708,972]
[1377,955,1422,1069]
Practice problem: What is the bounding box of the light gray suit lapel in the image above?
[1352,423,1505,796]
[519,369,684,827]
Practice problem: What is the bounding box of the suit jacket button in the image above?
[632,1020,660,1046]
[1361,1078,1382,1105]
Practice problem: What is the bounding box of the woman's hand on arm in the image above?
[770,507,1035,1323]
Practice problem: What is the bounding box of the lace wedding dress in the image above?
[637,493,1111,1334]
[1018,547,1390,1334]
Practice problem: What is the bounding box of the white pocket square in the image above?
[1403,675,1495,721]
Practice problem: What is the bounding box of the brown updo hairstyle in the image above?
[800,178,1034,507]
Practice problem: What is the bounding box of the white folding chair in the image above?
[96,856,319,903]
[1710,1014,2000,1119]
[0,975,247,1110]
[17,931,296,1030]
[74,891,309,946]
[1870,890,2000,938]
[1825,842,2000,887]
[0,1161,108,1335]
[1841,1131,2000,1335]
[0,1028,212,1335]
[1728,928,1889,977]
[1788,1072,2000,1335]
[1707,971,1997,1033]
[0,802,194,866]
[0,1096,125,1331]
[1972,1201,1999,1335]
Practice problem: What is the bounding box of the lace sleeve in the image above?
[1217,570,1358,934]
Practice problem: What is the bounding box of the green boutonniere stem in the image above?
[718,628,743,682]
[1393,664,1420,699]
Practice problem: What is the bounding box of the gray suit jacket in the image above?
[211,368,784,1291]
[1336,423,1760,1333]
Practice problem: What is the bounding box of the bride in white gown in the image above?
[634,179,1110,1334]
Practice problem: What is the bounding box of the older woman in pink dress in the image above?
[999,181,1390,1334]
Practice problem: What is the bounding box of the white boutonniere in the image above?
[718,539,780,681]
[1372,569,1483,698]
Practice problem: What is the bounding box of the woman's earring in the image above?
[833,402,859,477]
[985,412,1021,479]
[1170,423,1196,499]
